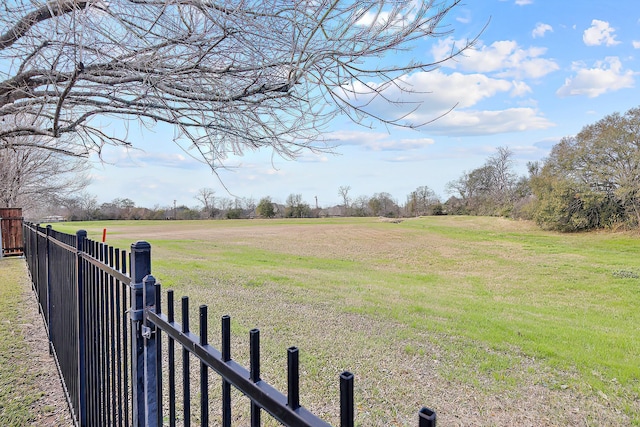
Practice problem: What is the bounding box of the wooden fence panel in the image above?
[0,207,24,256]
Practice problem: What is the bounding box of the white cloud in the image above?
[386,155,420,163]
[401,71,514,109]
[336,66,554,137]
[355,8,413,28]
[94,146,204,169]
[340,70,515,122]
[417,108,554,136]
[456,9,472,24]
[557,57,635,98]
[633,41,640,49]
[515,0,533,5]
[266,168,286,176]
[516,98,539,108]
[583,20,620,46]
[328,130,434,151]
[368,138,435,151]
[356,11,392,27]
[532,23,553,38]
[511,81,532,97]
[297,152,329,162]
[433,38,559,79]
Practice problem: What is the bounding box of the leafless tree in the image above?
[338,185,351,215]
[243,196,256,212]
[445,146,519,215]
[0,141,90,214]
[60,191,98,220]
[218,197,233,211]
[406,185,438,216]
[1,0,474,166]
[352,195,371,216]
[486,146,516,203]
[195,187,215,212]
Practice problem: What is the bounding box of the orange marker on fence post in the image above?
[102,228,107,243]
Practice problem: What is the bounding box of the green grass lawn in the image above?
[50,216,640,425]
[0,258,45,425]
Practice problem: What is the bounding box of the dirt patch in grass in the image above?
[101,220,452,263]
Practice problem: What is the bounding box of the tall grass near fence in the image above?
[51,217,640,425]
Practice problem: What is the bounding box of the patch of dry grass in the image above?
[51,217,639,426]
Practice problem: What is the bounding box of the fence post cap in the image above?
[340,371,354,380]
[131,240,151,250]
[419,407,436,420]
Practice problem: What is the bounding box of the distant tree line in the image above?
[43,187,432,221]
[15,106,640,232]
[51,193,259,222]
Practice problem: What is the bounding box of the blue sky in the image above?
[87,0,640,209]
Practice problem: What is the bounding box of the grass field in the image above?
[51,216,640,426]
[0,258,73,426]
[0,258,42,425]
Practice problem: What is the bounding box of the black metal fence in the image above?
[23,222,437,427]
[24,223,132,426]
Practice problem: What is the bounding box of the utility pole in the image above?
[315,196,318,210]
[174,199,177,220]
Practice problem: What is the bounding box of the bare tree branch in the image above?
[1,0,476,168]
[0,0,88,49]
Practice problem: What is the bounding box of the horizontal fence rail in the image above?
[145,291,340,427]
[22,222,437,426]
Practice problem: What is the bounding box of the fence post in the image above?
[143,274,158,427]
[419,407,437,427]
[340,371,354,427]
[35,224,41,308]
[0,217,3,259]
[45,225,52,354]
[130,241,151,427]
[76,230,88,427]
